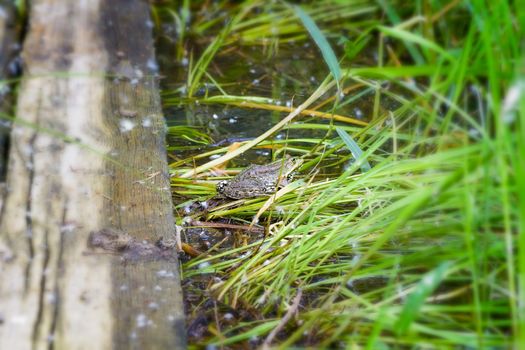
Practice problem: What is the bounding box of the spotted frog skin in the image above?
[216,157,303,199]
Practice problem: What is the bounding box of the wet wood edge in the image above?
[0,1,19,181]
[99,2,186,347]
[0,1,185,349]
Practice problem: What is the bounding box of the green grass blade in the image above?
[294,5,341,88]
[378,25,454,61]
[375,0,424,64]
[395,261,453,335]
[336,127,371,172]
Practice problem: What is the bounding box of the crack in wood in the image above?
[31,228,50,347]
[48,203,68,350]
[22,130,37,294]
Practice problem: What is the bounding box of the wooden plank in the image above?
[0,1,186,349]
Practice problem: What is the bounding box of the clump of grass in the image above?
[162,0,524,348]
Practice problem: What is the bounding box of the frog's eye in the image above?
[216,180,229,193]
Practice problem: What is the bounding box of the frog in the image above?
[216,157,303,199]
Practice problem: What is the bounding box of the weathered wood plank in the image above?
[0,1,185,349]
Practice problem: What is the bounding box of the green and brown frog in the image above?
[216,156,303,199]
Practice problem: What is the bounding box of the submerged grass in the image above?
[160,0,524,348]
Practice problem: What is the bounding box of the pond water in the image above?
[157,30,375,167]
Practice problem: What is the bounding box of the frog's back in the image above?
[221,179,269,199]
[217,157,299,199]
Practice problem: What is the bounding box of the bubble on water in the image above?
[181,57,189,66]
[354,108,363,119]
[198,262,210,269]
[223,313,234,320]
[212,113,219,119]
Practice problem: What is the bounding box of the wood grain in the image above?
[0,1,185,348]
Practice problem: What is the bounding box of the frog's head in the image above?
[277,157,303,187]
[216,180,229,194]
[283,157,303,175]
